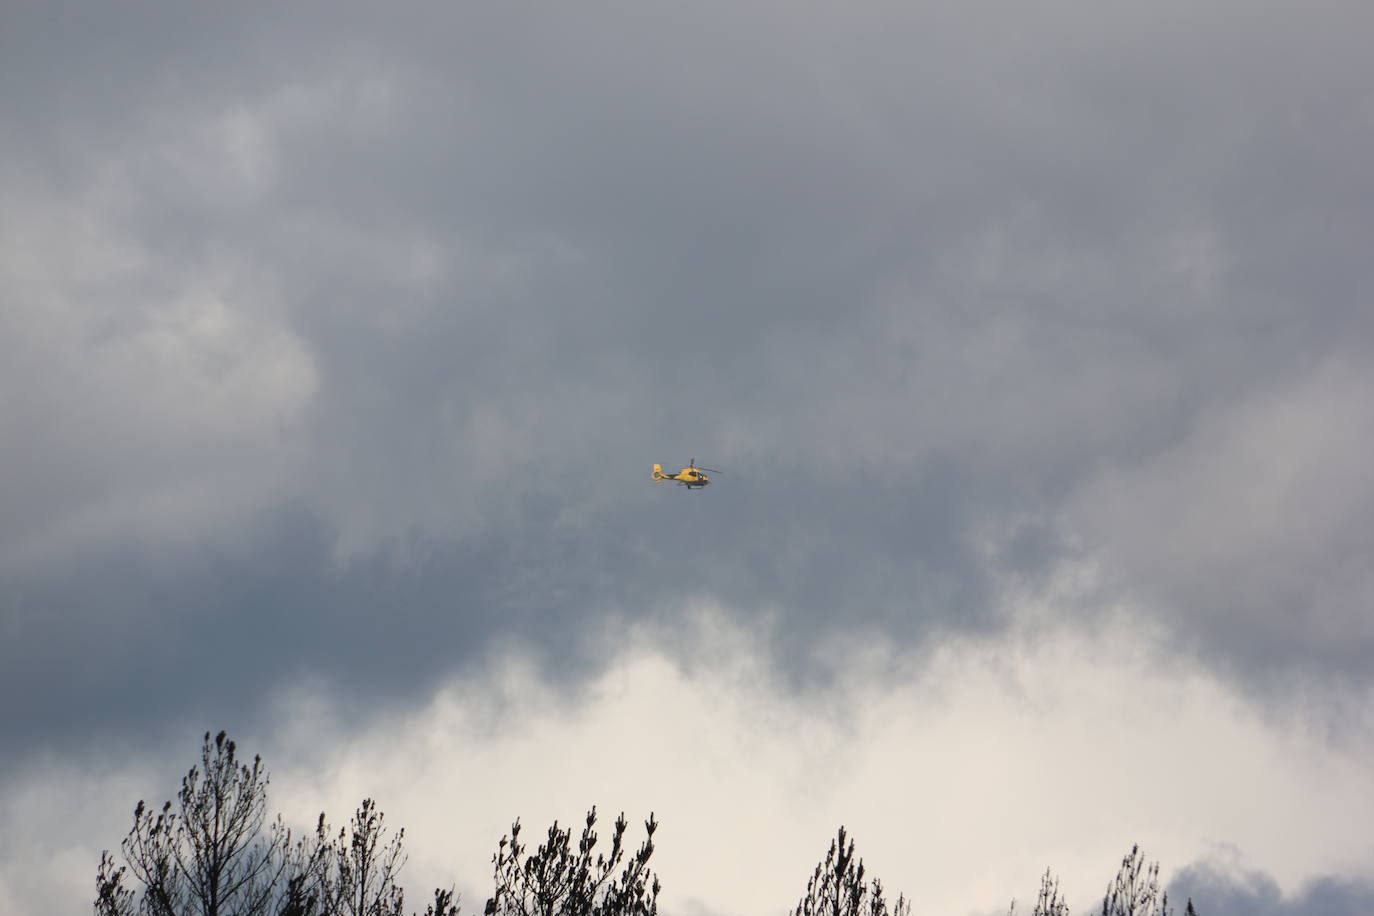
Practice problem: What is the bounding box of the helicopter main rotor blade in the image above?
[695,466,724,474]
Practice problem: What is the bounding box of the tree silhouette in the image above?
[94,733,441,916]
[1100,846,1169,916]
[789,827,909,916]
[483,808,659,916]
[307,798,409,916]
[418,888,461,916]
[97,734,1219,916]
[1009,869,1069,916]
[97,731,296,916]
[95,850,136,916]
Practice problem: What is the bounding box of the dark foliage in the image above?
[97,731,294,916]
[1101,846,1170,916]
[1009,869,1069,916]
[94,732,446,916]
[97,733,1223,916]
[483,808,659,916]
[789,827,909,916]
[297,799,408,916]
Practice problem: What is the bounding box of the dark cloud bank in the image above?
[1170,860,1374,916]
[3,0,1373,770]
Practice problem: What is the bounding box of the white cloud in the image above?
[253,607,1374,916]
[0,755,161,916]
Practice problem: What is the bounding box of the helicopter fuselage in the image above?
[652,462,714,488]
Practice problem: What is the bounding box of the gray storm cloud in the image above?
[3,0,1372,768]
[1170,856,1374,916]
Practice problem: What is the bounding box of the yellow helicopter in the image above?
[652,459,721,490]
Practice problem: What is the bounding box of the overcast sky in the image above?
[2,2,1373,914]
